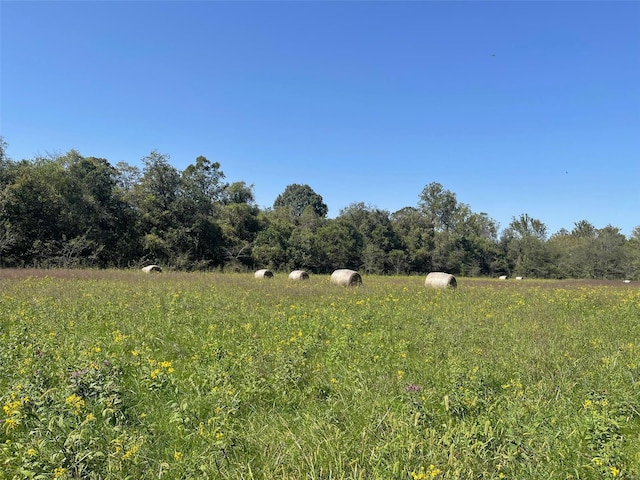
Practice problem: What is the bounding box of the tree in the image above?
[548,220,597,278]
[219,183,262,270]
[132,151,183,264]
[452,208,500,276]
[0,157,65,265]
[503,214,551,278]
[314,219,362,272]
[338,203,402,274]
[391,207,433,273]
[172,156,228,268]
[252,210,294,270]
[418,182,459,233]
[0,136,8,164]
[60,151,138,266]
[180,155,226,213]
[593,225,627,279]
[115,161,141,196]
[273,184,328,219]
[626,226,640,280]
[222,181,256,205]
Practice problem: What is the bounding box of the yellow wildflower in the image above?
[123,444,140,460]
[65,394,85,415]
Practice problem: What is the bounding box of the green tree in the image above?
[452,208,500,276]
[418,182,459,233]
[252,209,294,270]
[314,219,362,273]
[503,214,551,278]
[58,151,139,267]
[626,226,640,280]
[180,156,226,213]
[390,207,434,273]
[273,184,328,219]
[338,203,402,274]
[593,225,627,279]
[0,157,66,265]
[133,151,182,264]
[548,221,597,278]
[175,156,227,268]
[219,183,262,270]
[115,161,141,196]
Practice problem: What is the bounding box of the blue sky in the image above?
[2,1,639,237]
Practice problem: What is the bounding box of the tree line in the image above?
[1,141,638,279]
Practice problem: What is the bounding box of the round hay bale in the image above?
[515,276,524,280]
[330,269,362,287]
[499,275,508,280]
[424,272,457,289]
[289,270,309,281]
[142,265,162,273]
[254,269,274,279]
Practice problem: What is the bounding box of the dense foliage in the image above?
[1,142,638,279]
[1,271,639,479]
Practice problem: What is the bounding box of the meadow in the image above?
[1,269,639,479]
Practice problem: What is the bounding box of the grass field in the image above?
[1,269,639,479]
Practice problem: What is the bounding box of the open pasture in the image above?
[1,270,639,479]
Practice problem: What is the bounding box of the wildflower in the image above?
[174,450,183,461]
[3,417,17,430]
[123,444,140,460]
[82,413,96,424]
[65,394,85,415]
[610,466,620,477]
[411,465,442,479]
[427,464,442,477]
[3,400,21,417]
[54,467,66,478]
[397,370,405,379]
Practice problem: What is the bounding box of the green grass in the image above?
[1,270,639,479]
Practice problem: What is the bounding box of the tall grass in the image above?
[1,271,639,479]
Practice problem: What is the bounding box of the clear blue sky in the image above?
[2,1,639,237]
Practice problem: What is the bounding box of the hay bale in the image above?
[289,270,309,281]
[142,265,162,273]
[254,269,274,279]
[515,276,523,280]
[330,269,362,287]
[623,279,631,284]
[424,272,457,289]
[499,275,508,280]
